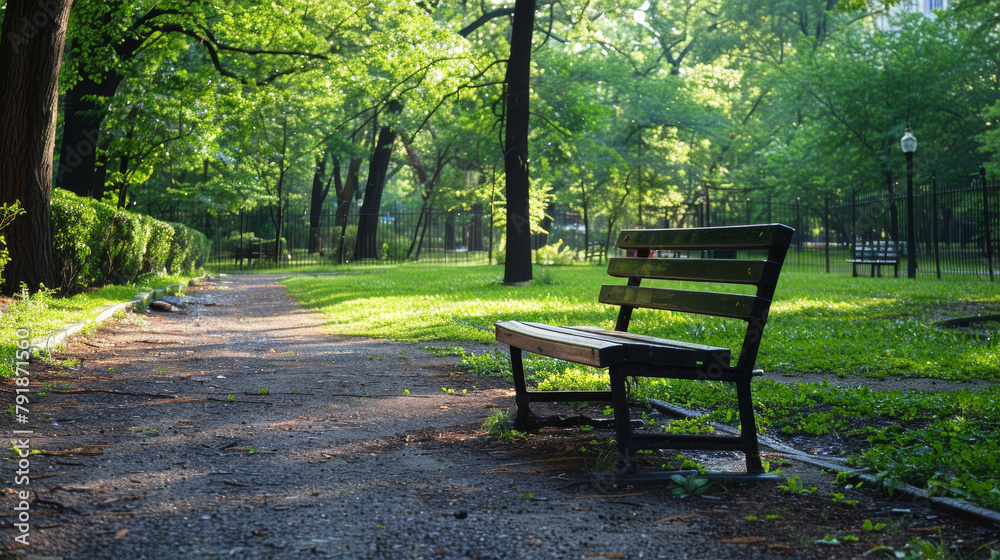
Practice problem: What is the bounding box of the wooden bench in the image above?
[233,239,262,268]
[495,223,794,481]
[847,240,899,278]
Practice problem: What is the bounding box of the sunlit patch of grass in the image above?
[283,265,999,380]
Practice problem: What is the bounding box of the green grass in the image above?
[282,264,999,380]
[1,272,198,378]
[282,263,1000,511]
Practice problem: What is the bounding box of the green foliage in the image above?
[668,473,720,499]
[50,189,207,289]
[534,239,578,266]
[481,408,526,442]
[0,202,24,287]
[142,218,175,274]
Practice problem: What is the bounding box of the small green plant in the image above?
[441,386,455,394]
[778,476,817,495]
[482,408,527,442]
[226,394,235,403]
[260,387,269,395]
[248,448,255,454]
[402,388,410,395]
[143,428,159,436]
[861,519,889,532]
[425,345,466,357]
[579,425,594,433]
[668,473,719,499]
[745,515,758,521]
[517,492,535,500]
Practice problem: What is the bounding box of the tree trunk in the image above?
[335,156,363,227]
[308,153,332,254]
[56,72,122,200]
[355,103,402,260]
[0,0,73,294]
[469,201,484,251]
[503,0,535,284]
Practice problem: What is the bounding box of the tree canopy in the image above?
[0,0,997,291]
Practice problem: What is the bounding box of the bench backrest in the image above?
[604,224,794,375]
[854,240,898,259]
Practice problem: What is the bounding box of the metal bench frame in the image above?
[495,224,794,482]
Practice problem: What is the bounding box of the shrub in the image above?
[52,189,206,289]
[51,189,101,290]
[534,239,577,265]
[142,217,174,274]
[167,222,210,274]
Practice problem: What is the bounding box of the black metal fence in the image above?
[157,171,998,281]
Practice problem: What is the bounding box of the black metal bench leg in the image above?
[610,368,636,474]
[509,348,535,429]
[736,378,764,474]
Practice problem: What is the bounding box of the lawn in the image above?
[282,264,1000,380]
[283,263,1000,511]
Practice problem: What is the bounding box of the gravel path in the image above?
[3,275,996,559]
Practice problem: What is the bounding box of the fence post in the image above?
[824,197,830,274]
[983,165,995,282]
[238,209,244,270]
[932,174,941,279]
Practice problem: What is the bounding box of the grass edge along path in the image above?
[1,272,205,378]
[281,264,1000,513]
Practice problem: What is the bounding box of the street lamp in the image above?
[901,130,917,279]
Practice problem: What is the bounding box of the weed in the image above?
[226,394,235,403]
[481,409,527,442]
[517,492,535,500]
[668,473,720,499]
[260,388,269,395]
[425,345,466,357]
[143,428,159,436]
[779,476,817,495]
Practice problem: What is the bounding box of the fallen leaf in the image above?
[657,513,697,523]
[766,545,796,553]
[718,537,767,545]
[115,528,129,539]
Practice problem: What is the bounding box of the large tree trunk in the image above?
[0,0,74,294]
[355,103,402,260]
[502,0,535,284]
[56,72,122,200]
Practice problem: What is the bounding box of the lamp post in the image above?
[901,130,917,279]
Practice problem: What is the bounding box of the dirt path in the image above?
[3,275,996,559]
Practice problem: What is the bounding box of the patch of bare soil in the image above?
[2,275,997,560]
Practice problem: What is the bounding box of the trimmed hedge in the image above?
[51,189,208,291]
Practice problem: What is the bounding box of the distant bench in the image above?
[847,240,899,278]
[495,223,794,481]
[233,239,262,267]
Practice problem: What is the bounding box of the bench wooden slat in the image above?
[617,224,794,251]
[496,321,628,367]
[569,326,730,367]
[599,285,758,321]
[607,257,768,284]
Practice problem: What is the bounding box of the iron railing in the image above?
[154,173,998,280]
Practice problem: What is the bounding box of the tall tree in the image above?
[0,0,74,294]
[503,0,535,284]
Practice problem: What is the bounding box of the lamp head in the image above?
[900,130,917,154]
